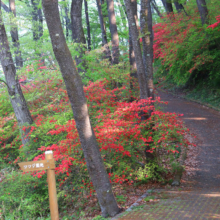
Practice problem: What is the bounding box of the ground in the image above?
[112,90,220,220]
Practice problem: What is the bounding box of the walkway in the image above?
[114,91,220,220]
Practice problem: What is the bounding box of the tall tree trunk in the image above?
[8,0,23,68]
[124,0,148,99]
[84,0,91,51]
[196,0,208,25]
[129,0,138,83]
[151,0,162,18]
[63,1,71,40]
[38,6,43,39]
[0,5,33,150]
[106,0,120,64]
[174,1,188,15]
[161,0,173,14]
[31,0,39,41]
[96,0,111,61]
[42,0,120,217]
[1,1,23,68]
[71,0,86,73]
[116,0,127,29]
[174,1,184,13]
[140,0,154,100]
[166,0,173,14]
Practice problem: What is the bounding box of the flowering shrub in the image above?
[0,68,194,217]
[154,3,220,87]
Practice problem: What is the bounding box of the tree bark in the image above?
[124,0,148,99]
[161,0,173,14]
[71,0,86,73]
[116,0,127,29]
[166,0,173,14]
[38,6,43,39]
[151,0,162,18]
[42,0,120,217]
[174,1,184,13]
[84,0,91,51]
[0,5,33,149]
[106,0,120,64]
[174,1,188,15]
[1,1,9,12]
[63,1,71,40]
[129,0,138,81]
[31,0,39,41]
[196,0,208,25]
[96,0,111,61]
[1,1,23,68]
[140,0,154,99]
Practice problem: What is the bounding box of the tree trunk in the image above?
[63,1,71,40]
[196,0,208,25]
[71,0,86,73]
[84,0,91,51]
[42,0,120,217]
[31,0,39,41]
[106,0,120,64]
[161,0,173,14]
[174,1,183,13]
[9,0,23,68]
[0,5,33,150]
[38,6,43,39]
[1,1,23,68]
[166,0,173,14]
[96,0,111,61]
[129,0,138,82]
[140,0,154,100]
[174,1,188,15]
[124,0,148,99]
[151,0,162,18]
[116,0,127,29]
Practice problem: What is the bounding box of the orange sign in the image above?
[18,159,55,172]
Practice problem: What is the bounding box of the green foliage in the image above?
[0,171,49,218]
[144,196,155,202]
[154,0,220,88]
[135,161,166,183]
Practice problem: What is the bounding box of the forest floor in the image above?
[112,90,220,220]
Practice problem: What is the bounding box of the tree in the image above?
[140,0,154,99]
[161,0,173,14]
[174,1,184,13]
[1,1,23,68]
[106,0,120,64]
[129,0,138,82]
[62,0,71,40]
[124,0,148,99]
[96,0,112,60]
[71,0,87,73]
[0,4,33,151]
[31,0,43,41]
[151,0,162,18]
[42,0,120,217]
[196,0,208,25]
[84,0,91,51]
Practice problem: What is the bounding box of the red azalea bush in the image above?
[153,3,220,87]
[0,69,194,217]
[13,78,193,196]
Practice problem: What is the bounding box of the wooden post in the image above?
[45,150,59,220]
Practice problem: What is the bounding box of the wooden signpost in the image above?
[18,151,59,220]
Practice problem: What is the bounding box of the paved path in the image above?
[114,91,220,220]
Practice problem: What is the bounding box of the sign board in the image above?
[18,151,59,220]
[18,159,55,172]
